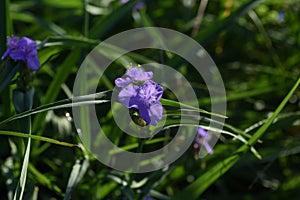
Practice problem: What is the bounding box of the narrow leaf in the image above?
[63,158,89,200]
[173,78,300,199]
[13,121,31,200]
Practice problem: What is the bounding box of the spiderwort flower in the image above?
[118,80,163,126]
[194,127,214,154]
[115,66,153,87]
[1,36,40,71]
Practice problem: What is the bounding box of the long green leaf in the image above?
[0,62,19,93]
[11,12,67,35]
[160,98,227,118]
[63,158,89,200]
[173,77,300,199]
[89,0,141,39]
[28,163,62,194]
[0,90,111,126]
[0,130,78,147]
[41,36,98,48]
[13,119,31,200]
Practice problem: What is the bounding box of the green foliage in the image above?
[0,0,299,199]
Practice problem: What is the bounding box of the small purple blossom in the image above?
[120,0,145,11]
[278,10,285,23]
[115,67,153,87]
[118,80,163,126]
[1,36,40,71]
[144,196,155,200]
[194,127,214,154]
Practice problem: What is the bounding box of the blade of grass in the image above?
[0,130,78,148]
[160,98,227,118]
[28,163,62,194]
[0,90,111,126]
[89,0,141,39]
[173,77,300,199]
[13,118,31,200]
[63,158,89,200]
[11,12,66,36]
[41,36,98,48]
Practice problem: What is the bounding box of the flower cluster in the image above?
[1,36,40,71]
[115,66,164,126]
[194,127,214,154]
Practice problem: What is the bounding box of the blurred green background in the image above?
[0,0,299,199]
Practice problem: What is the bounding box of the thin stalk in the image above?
[0,130,79,148]
[0,0,12,118]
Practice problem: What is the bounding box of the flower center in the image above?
[138,80,163,106]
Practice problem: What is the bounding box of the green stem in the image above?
[83,0,89,37]
[0,0,11,54]
[0,0,12,118]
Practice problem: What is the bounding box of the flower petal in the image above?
[203,141,214,154]
[1,49,11,60]
[9,49,26,61]
[115,77,132,87]
[118,85,139,108]
[133,2,144,11]
[7,36,19,47]
[137,102,151,124]
[197,127,207,137]
[147,102,163,126]
[139,80,163,104]
[127,67,153,81]
[18,37,36,48]
[26,55,40,71]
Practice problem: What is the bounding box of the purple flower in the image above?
[120,0,145,11]
[194,127,214,154]
[115,67,153,87]
[118,80,163,126]
[144,196,155,200]
[1,36,40,71]
[278,10,285,23]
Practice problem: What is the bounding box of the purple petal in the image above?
[26,55,40,71]
[140,80,163,103]
[9,49,26,61]
[137,102,151,124]
[147,102,163,126]
[120,0,129,4]
[126,67,153,81]
[18,37,36,48]
[133,2,144,11]
[144,196,155,200]
[1,49,11,60]
[115,77,132,87]
[118,85,139,108]
[203,141,214,154]
[7,36,19,47]
[197,127,208,137]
